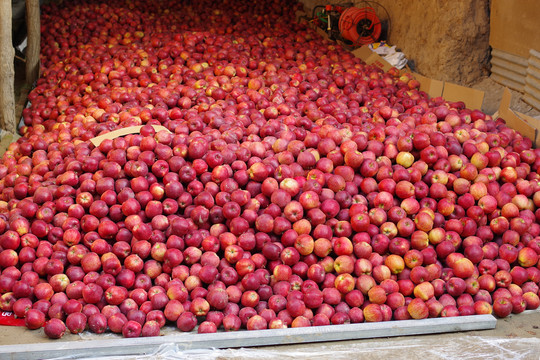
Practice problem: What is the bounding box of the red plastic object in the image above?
[0,311,26,326]
[339,7,382,45]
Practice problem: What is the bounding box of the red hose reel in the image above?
[338,6,382,46]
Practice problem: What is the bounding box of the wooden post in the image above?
[0,0,17,133]
[26,0,40,85]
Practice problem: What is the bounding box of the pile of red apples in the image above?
[1,0,540,339]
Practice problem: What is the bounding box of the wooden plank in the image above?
[0,0,16,133]
[0,315,497,360]
[25,0,40,85]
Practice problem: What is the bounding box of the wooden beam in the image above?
[0,0,17,133]
[26,0,40,85]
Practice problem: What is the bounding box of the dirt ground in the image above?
[472,76,540,118]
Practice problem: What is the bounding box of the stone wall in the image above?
[299,0,491,86]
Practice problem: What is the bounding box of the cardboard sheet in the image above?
[413,73,445,98]
[442,82,485,110]
[352,46,394,73]
[89,125,170,147]
[495,88,539,147]
[490,0,540,58]
[410,73,484,110]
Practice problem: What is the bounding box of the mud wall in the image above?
[300,0,491,85]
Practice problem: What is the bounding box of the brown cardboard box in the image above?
[412,73,485,110]
[490,0,540,58]
[413,73,444,99]
[441,83,485,111]
[351,46,395,73]
[494,88,540,147]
